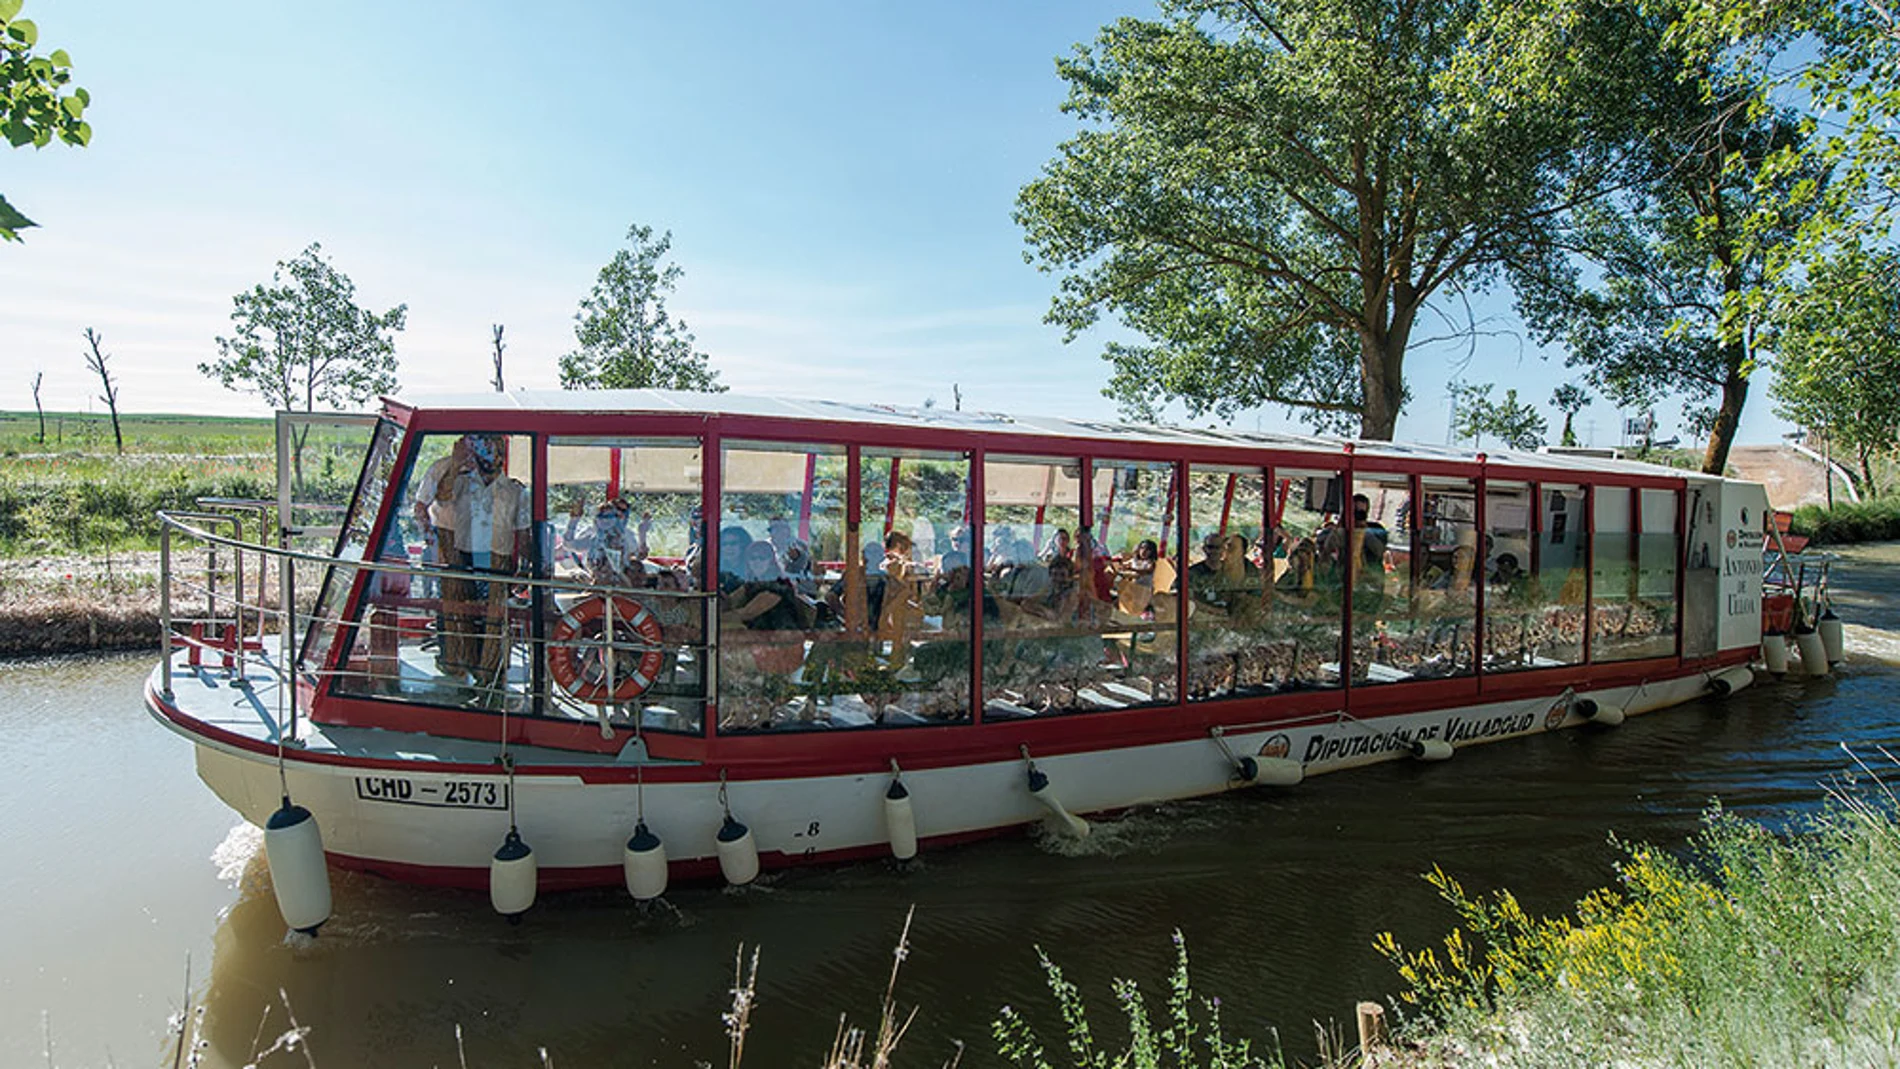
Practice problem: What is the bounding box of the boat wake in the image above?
[1842,624,1900,667]
[1029,799,1231,858]
[211,821,263,885]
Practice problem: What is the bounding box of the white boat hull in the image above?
[185,670,1722,889]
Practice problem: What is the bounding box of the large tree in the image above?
[1510,82,1821,476]
[559,224,723,393]
[202,242,407,412]
[1452,382,1548,450]
[1550,382,1590,447]
[1769,248,1900,498]
[1017,0,1663,438]
[1,0,91,241]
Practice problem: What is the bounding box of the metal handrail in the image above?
[158,511,245,701]
[158,510,720,730]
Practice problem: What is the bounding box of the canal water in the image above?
[6,546,1900,1068]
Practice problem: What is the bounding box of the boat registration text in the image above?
[355,776,507,810]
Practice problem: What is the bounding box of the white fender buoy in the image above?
[1761,633,1790,676]
[263,797,332,935]
[489,828,536,921]
[715,816,760,887]
[1819,610,1845,665]
[623,821,668,901]
[1210,727,1303,787]
[1234,755,1304,786]
[1795,628,1830,677]
[1026,766,1091,838]
[1707,665,1755,697]
[1409,738,1454,762]
[1574,698,1627,727]
[884,778,919,861]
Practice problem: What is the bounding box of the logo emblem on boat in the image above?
[1544,699,1569,731]
[1257,733,1291,759]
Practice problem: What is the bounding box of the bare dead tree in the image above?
[82,327,123,454]
[31,369,45,444]
[491,324,506,392]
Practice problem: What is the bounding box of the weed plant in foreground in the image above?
[1377,745,1900,1066]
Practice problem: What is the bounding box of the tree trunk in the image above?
[1357,326,1408,441]
[1700,355,1748,475]
[1860,449,1878,499]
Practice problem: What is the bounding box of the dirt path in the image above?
[1726,445,1852,511]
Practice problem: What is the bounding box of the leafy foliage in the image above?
[558,223,724,393]
[1378,783,1900,1065]
[0,0,91,242]
[202,243,407,412]
[1017,0,1663,438]
[1669,0,1900,260]
[1451,383,1548,450]
[994,932,1273,1069]
[1789,498,1900,544]
[1769,248,1900,498]
[1550,382,1590,447]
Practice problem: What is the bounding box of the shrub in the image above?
[1377,760,1900,1065]
[1788,499,1900,545]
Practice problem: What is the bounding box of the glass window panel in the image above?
[808,449,977,727]
[535,438,707,735]
[718,442,847,732]
[1186,465,1268,700]
[980,456,1097,717]
[337,432,539,716]
[1631,488,1680,659]
[1411,478,1477,678]
[1264,469,1345,689]
[1482,481,1537,670]
[1065,459,1177,709]
[1536,486,1588,666]
[1350,474,1412,685]
[1591,486,1645,662]
[302,420,402,677]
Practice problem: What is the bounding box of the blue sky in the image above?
[0,0,1786,450]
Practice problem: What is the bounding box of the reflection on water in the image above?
[6,544,1900,1066]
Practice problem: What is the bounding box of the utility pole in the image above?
[1824,426,1834,509]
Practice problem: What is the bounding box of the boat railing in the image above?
[156,509,719,739]
[1763,511,1832,630]
[158,510,253,696]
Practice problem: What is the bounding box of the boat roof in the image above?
[388,389,1710,482]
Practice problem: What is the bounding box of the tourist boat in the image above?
[146,391,1785,923]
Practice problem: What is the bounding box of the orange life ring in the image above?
[549,595,667,703]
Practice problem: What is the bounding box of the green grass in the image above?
[0,409,275,456]
[1377,759,1900,1065]
[0,411,275,554]
[0,409,276,452]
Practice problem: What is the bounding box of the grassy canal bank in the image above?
[0,410,272,657]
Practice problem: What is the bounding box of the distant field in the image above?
[0,411,276,555]
[0,410,274,456]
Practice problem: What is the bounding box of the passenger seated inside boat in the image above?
[724,541,807,632]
